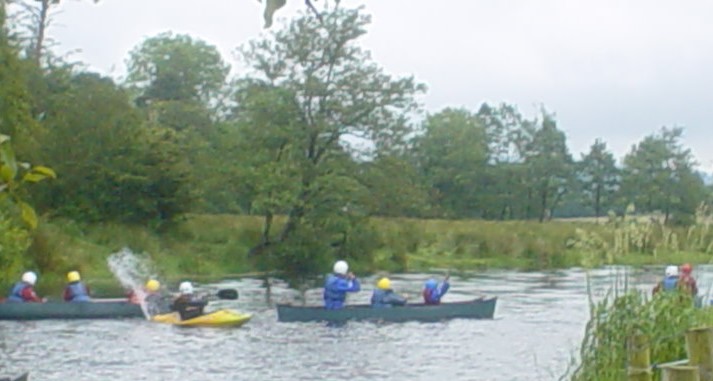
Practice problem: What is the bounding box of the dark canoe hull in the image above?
[0,301,144,320]
[277,297,497,323]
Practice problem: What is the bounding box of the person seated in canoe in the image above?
[63,271,91,302]
[371,277,407,308]
[323,260,361,310]
[171,281,208,320]
[6,271,45,303]
[679,263,698,297]
[652,265,679,295]
[143,279,171,316]
[423,274,450,305]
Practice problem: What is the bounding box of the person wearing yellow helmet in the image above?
[371,277,407,308]
[63,271,91,302]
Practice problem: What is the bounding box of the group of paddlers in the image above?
[652,263,698,296]
[4,270,206,321]
[323,260,450,310]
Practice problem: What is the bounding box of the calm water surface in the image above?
[1,266,710,381]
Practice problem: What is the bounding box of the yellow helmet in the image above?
[67,271,81,283]
[145,279,160,292]
[377,277,391,290]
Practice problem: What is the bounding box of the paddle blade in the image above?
[217,289,238,300]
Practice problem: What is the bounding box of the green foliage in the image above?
[0,210,32,287]
[621,127,706,224]
[126,32,229,106]
[32,72,191,224]
[569,285,713,381]
[579,139,619,219]
[233,5,424,277]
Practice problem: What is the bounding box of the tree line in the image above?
[1,2,711,276]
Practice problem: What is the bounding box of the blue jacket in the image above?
[371,289,407,308]
[323,274,360,309]
[7,282,29,302]
[64,282,91,302]
[423,281,450,305]
[662,276,679,292]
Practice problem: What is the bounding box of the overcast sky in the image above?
[16,0,713,171]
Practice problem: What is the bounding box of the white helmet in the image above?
[665,265,679,277]
[179,281,194,294]
[22,271,37,286]
[333,260,348,275]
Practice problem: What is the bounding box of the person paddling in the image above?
[63,271,91,302]
[371,277,407,308]
[423,274,450,305]
[323,260,361,310]
[679,263,698,297]
[171,281,207,321]
[652,265,679,295]
[6,272,45,303]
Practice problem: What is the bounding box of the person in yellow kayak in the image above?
[63,271,91,302]
[171,281,207,320]
[371,277,407,308]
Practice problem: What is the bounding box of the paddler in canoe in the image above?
[323,260,361,309]
[5,271,45,303]
[423,273,450,305]
[371,277,407,308]
[63,271,91,302]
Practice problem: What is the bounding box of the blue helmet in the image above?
[425,279,438,289]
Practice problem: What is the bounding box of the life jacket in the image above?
[662,276,678,292]
[323,275,347,309]
[66,282,91,302]
[7,282,28,302]
[423,288,439,304]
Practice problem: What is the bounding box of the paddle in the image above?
[216,289,238,300]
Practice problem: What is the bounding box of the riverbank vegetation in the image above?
[2,3,713,292]
[566,285,713,381]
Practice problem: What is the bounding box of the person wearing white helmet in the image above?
[6,271,45,303]
[653,265,680,295]
[323,260,361,309]
[170,281,208,320]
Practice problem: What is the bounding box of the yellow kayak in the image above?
[152,309,252,327]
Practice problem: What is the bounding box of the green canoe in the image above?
[277,297,497,323]
[0,300,144,320]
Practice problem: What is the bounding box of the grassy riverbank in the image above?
[19,213,713,296]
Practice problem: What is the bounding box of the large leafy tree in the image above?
[621,127,706,223]
[414,108,489,218]
[34,73,191,223]
[523,111,574,221]
[233,5,424,276]
[579,139,619,220]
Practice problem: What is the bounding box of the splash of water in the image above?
[107,247,157,319]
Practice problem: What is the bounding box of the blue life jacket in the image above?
[65,282,91,302]
[662,276,678,292]
[371,289,407,308]
[323,274,360,310]
[423,281,450,304]
[7,282,28,302]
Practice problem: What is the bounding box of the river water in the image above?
[1,266,710,381]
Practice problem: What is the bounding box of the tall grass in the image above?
[566,279,713,381]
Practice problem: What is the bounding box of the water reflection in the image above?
[0,266,709,381]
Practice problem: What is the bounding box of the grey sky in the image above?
[29,0,713,171]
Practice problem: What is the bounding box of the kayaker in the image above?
[6,271,45,303]
[323,260,361,309]
[423,274,450,305]
[679,263,698,297]
[652,265,679,295]
[144,279,171,316]
[171,281,208,320]
[371,277,407,308]
[63,271,91,302]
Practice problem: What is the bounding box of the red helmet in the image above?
[681,263,692,274]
